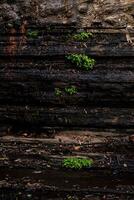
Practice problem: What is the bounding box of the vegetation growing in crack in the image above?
[55,88,62,97]
[72,32,93,41]
[27,29,39,38]
[65,86,77,95]
[66,195,78,200]
[66,54,95,71]
[63,157,93,170]
[55,86,77,96]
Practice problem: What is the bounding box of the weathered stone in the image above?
[78,3,88,14]
[0,0,134,27]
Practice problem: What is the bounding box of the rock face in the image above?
[0,0,134,28]
[0,1,134,199]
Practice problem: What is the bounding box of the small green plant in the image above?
[66,195,78,200]
[73,32,93,41]
[55,88,62,96]
[66,54,95,71]
[63,157,93,170]
[55,86,77,96]
[27,30,39,38]
[65,86,77,95]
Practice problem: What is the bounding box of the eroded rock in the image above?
[0,0,134,27]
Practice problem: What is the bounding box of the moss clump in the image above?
[63,157,93,170]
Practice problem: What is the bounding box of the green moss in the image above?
[63,157,93,170]
[66,54,95,71]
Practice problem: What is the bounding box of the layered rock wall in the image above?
[0,0,134,28]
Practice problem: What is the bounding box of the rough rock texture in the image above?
[0,0,134,28]
[0,1,134,199]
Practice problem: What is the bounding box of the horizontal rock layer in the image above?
[0,132,134,199]
[0,27,133,132]
[0,24,134,199]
